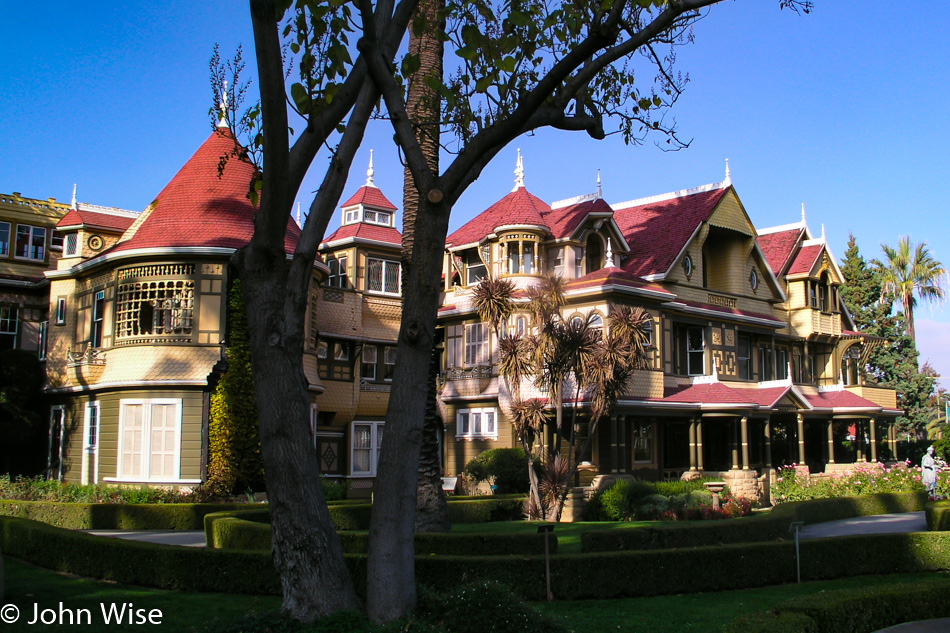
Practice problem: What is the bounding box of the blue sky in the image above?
[2,2,948,389]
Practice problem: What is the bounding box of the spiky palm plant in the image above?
[874,237,946,342]
[472,276,516,337]
[511,397,548,516]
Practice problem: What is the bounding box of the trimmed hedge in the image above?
[724,579,950,633]
[582,492,927,552]
[927,500,950,531]
[0,499,261,530]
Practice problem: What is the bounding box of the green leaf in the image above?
[290,83,310,113]
[455,45,477,61]
[401,53,421,77]
[652,94,662,107]
[508,10,532,27]
[474,75,493,93]
[497,56,516,73]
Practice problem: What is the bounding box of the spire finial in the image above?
[366,149,376,187]
[512,149,524,192]
[596,169,603,199]
[723,158,731,186]
[71,184,77,211]
[801,203,806,226]
[605,237,615,268]
[296,202,302,228]
[821,223,826,241]
[787,362,793,386]
[217,80,229,128]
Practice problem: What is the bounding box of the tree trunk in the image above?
[404,0,448,535]
[241,263,361,620]
[367,194,451,623]
[416,350,450,532]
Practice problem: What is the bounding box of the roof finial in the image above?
[296,202,302,228]
[787,362,793,386]
[821,223,826,241]
[365,149,376,187]
[512,148,524,192]
[596,169,603,199]
[71,184,78,211]
[217,79,229,128]
[712,357,719,382]
[723,158,731,186]
[801,203,806,226]
[605,237,615,268]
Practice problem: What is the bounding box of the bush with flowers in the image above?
[585,478,755,521]
[771,461,950,504]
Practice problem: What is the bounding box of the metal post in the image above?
[790,521,804,583]
[538,524,554,602]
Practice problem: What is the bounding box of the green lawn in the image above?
[1,556,280,632]
[448,520,655,553]
[5,554,946,632]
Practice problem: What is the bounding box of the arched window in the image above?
[589,314,603,330]
[585,234,603,275]
[516,316,526,335]
[819,272,830,312]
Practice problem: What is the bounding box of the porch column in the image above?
[826,419,835,465]
[870,417,878,462]
[609,416,619,473]
[618,416,628,473]
[854,420,867,462]
[763,418,773,469]
[730,418,739,470]
[740,416,750,470]
[889,423,897,459]
[696,418,705,471]
[797,414,806,465]
[688,418,698,472]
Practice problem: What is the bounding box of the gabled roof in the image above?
[757,227,803,277]
[56,206,138,233]
[564,266,675,299]
[801,389,884,411]
[322,222,402,248]
[446,187,551,248]
[341,185,397,211]
[108,128,299,256]
[612,185,731,279]
[787,243,824,276]
[544,197,615,240]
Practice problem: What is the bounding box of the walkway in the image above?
[85,530,206,547]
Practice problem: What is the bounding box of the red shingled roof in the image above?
[757,228,802,277]
[341,185,397,211]
[613,186,730,278]
[802,390,881,410]
[544,198,614,239]
[565,267,674,297]
[660,382,759,405]
[446,187,551,247]
[57,209,137,233]
[322,222,402,247]
[107,129,299,255]
[787,244,823,276]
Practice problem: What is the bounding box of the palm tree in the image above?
[875,237,946,342]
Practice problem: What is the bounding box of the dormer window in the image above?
[465,251,487,286]
[64,233,79,257]
[364,210,392,227]
[344,208,360,224]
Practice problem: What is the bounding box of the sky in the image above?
[2,2,949,388]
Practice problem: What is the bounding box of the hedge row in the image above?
[724,579,950,633]
[6,513,950,600]
[582,492,927,553]
[927,500,950,531]
[0,499,261,530]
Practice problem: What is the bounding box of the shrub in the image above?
[0,475,201,504]
[771,462,936,503]
[462,448,529,494]
[0,499,260,530]
[927,500,950,531]
[321,477,346,501]
[419,581,568,633]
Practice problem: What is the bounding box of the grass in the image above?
[1,556,281,632]
[537,572,950,633]
[448,520,656,553]
[4,554,946,632]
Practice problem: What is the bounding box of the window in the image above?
[328,256,348,288]
[0,222,9,256]
[573,246,583,278]
[750,269,758,290]
[91,291,105,347]
[464,323,488,366]
[55,298,66,325]
[456,407,497,439]
[15,225,46,261]
[446,325,463,368]
[758,346,774,381]
[86,402,100,452]
[776,349,789,380]
[115,280,194,340]
[632,419,654,463]
[117,399,180,481]
[361,345,378,380]
[318,340,353,380]
[351,421,384,476]
[642,318,654,347]
[550,249,564,277]
[809,281,818,308]
[50,230,64,252]
[507,243,521,274]
[48,407,65,481]
[344,208,359,224]
[589,314,604,332]
[366,257,400,295]
[38,321,48,361]
[64,233,79,257]
[686,327,704,376]
[737,335,751,380]
[364,209,392,226]
[682,254,693,278]
[0,306,17,351]
[516,316,526,335]
[384,346,396,381]
[465,251,487,286]
[819,275,828,312]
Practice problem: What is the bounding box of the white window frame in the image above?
[82,401,101,485]
[15,224,46,261]
[350,421,384,476]
[91,290,105,347]
[686,326,705,376]
[38,320,48,361]
[113,398,183,483]
[464,323,488,366]
[361,344,378,380]
[328,255,348,288]
[366,257,400,295]
[55,297,66,325]
[456,407,498,440]
[344,208,360,225]
[383,346,396,381]
[365,210,392,227]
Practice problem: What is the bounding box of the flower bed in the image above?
[771,462,950,503]
[585,477,754,521]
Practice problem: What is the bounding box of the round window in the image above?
[750,269,758,290]
[682,254,692,278]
